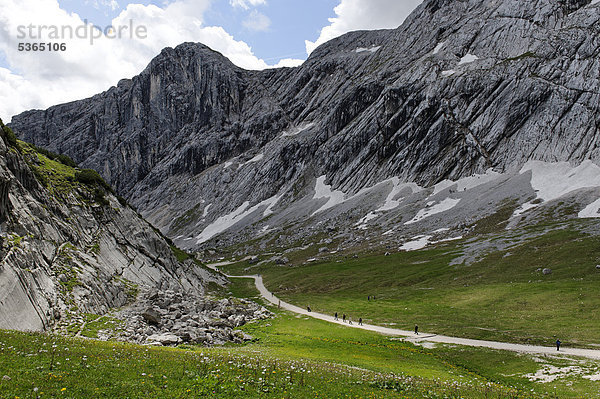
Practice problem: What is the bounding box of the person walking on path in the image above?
[556,339,562,351]
[359,318,363,326]
[368,296,370,301]
[348,317,353,325]
[342,314,346,323]
[334,312,338,320]
[415,325,419,335]
[307,305,311,312]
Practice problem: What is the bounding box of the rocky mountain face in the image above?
[0,120,228,333]
[9,0,600,253]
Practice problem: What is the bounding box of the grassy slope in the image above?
[220,222,600,348]
[2,278,599,398]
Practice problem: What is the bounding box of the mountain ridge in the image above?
[9,0,600,251]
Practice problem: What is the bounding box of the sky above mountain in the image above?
[0,0,422,119]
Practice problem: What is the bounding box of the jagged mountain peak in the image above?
[10,0,600,251]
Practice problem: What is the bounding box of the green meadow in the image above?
[219,223,600,348]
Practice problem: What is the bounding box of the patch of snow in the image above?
[432,41,446,55]
[433,169,501,196]
[354,178,422,227]
[400,235,433,251]
[405,198,461,225]
[579,198,600,218]
[241,153,264,167]
[355,212,378,229]
[441,69,455,77]
[202,204,212,218]
[196,195,281,244]
[378,178,422,211]
[223,160,234,169]
[431,236,463,244]
[282,122,315,137]
[355,46,381,53]
[433,228,450,233]
[458,53,479,65]
[514,161,600,217]
[263,195,283,217]
[259,225,271,235]
[312,176,346,215]
[383,229,395,236]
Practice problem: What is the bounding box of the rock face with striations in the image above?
[0,120,225,332]
[9,0,600,250]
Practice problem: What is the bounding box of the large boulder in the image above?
[141,308,161,325]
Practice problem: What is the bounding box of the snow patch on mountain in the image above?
[312,176,347,215]
[282,122,315,137]
[355,46,381,53]
[433,169,501,195]
[400,235,432,251]
[405,198,461,225]
[579,199,600,219]
[458,54,479,65]
[514,161,600,216]
[432,41,446,54]
[241,153,264,167]
[196,195,281,243]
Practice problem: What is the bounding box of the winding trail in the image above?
[207,263,600,360]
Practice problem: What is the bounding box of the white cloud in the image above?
[306,0,423,54]
[91,0,120,11]
[0,0,277,119]
[242,10,271,32]
[230,0,267,10]
[273,58,304,68]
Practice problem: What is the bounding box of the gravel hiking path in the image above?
[207,263,600,360]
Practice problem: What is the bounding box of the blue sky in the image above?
[0,0,422,118]
[205,0,338,63]
[5,0,339,67]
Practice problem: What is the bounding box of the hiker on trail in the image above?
[349,317,353,325]
[556,339,562,351]
[415,325,419,335]
[343,314,346,323]
[334,312,338,320]
[359,318,363,326]
[307,305,311,312]
[368,296,370,301]
[278,300,281,309]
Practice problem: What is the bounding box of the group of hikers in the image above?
[307,301,564,352]
[333,312,363,326]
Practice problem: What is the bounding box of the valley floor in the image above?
[213,269,600,361]
[2,276,600,398]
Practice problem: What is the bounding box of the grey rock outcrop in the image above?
[8,0,600,250]
[0,121,225,332]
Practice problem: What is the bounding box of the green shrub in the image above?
[31,145,77,167]
[32,168,49,187]
[3,126,17,148]
[93,188,109,206]
[55,154,77,168]
[116,195,128,206]
[0,118,18,149]
[76,169,111,191]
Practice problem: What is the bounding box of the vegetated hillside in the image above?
[0,119,219,332]
[9,0,600,252]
